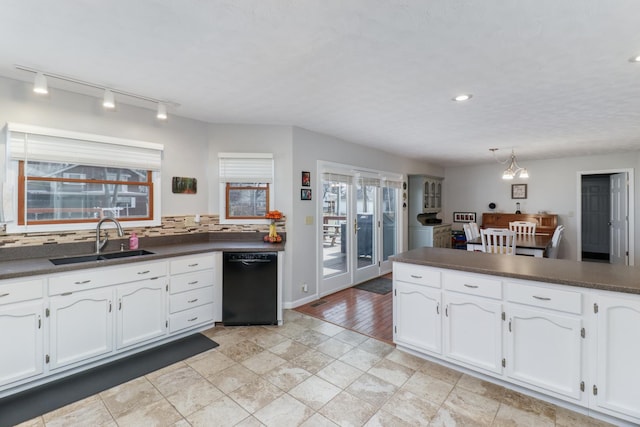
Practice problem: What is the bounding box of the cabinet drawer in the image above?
[444,272,502,299]
[170,270,213,294]
[169,286,214,314]
[49,261,166,295]
[169,303,214,333]
[506,282,582,314]
[394,263,441,288]
[0,278,44,305]
[170,254,215,275]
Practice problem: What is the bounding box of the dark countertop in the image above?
[391,247,640,295]
[0,233,284,281]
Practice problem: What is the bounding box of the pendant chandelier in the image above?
[490,149,529,180]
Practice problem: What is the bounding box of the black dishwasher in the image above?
[223,252,278,325]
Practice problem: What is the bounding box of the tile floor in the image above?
[18,310,615,426]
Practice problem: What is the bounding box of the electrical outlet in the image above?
[183,217,196,227]
[302,284,308,293]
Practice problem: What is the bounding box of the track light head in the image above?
[33,72,48,94]
[156,103,167,120]
[102,89,115,109]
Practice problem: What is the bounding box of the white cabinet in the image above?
[504,281,585,403]
[591,294,640,423]
[0,278,45,388]
[423,177,443,213]
[393,263,441,355]
[49,287,114,370]
[409,224,452,250]
[116,278,167,350]
[443,272,503,375]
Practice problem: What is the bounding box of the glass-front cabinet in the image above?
[423,177,443,213]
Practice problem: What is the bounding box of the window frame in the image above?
[224,182,270,220]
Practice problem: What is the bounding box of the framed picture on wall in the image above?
[301,189,312,200]
[302,171,311,187]
[511,183,527,199]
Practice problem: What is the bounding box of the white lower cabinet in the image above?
[116,278,167,350]
[444,293,503,374]
[394,281,441,354]
[49,288,114,370]
[591,294,640,423]
[0,300,45,386]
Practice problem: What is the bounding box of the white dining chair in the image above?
[481,228,516,255]
[463,222,480,241]
[509,221,537,235]
[546,225,565,259]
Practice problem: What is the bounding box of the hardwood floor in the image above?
[294,274,393,344]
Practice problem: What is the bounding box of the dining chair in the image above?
[481,228,516,255]
[546,225,565,259]
[463,222,480,241]
[509,221,537,235]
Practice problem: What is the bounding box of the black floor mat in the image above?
[0,333,218,427]
[353,277,392,294]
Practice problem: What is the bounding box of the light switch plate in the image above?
[305,216,314,225]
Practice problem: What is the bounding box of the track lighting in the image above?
[490,148,529,180]
[156,103,167,120]
[16,65,178,120]
[102,89,115,109]
[33,72,48,94]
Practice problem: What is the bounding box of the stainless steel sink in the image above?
[50,249,155,265]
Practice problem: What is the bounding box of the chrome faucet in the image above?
[96,217,124,253]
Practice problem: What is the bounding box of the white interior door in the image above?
[610,173,628,265]
[379,185,399,274]
[353,176,379,284]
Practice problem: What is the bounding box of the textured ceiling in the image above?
[1,0,639,166]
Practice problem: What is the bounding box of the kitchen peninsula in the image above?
[391,247,640,426]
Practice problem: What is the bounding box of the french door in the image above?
[319,165,401,297]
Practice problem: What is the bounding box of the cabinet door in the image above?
[49,288,114,370]
[0,300,44,387]
[117,278,167,350]
[444,293,502,374]
[394,281,441,354]
[593,295,640,421]
[506,305,583,402]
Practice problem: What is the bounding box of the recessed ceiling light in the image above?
[453,94,472,102]
[630,55,640,63]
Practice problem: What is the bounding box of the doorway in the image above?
[578,169,634,265]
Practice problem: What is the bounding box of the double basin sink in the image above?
[50,249,155,265]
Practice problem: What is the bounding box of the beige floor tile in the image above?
[172,419,191,427]
[186,396,250,427]
[338,347,382,371]
[207,363,259,394]
[253,394,314,426]
[381,389,439,426]
[187,349,237,378]
[247,329,289,348]
[262,361,312,391]
[357,338,395,358]
[314,336,355,358]
[454,374,505,401]
[493,403,555,427]
[234,415,265,427]
[147,364,205,397]
[269,338,312,360]
[364,409,414,427]
[241,350,287,375]
[555,407,617,427]
[429,405,486,427]
[15,417,45,427]
[333,328,369,346]
[311,321,346,337]
[99,376,164,418]
[291,349,335,374]
[113,398,182,427]
[218,339,266,362]
[385,348,427,371]
[293,315,327,329]
[145,360,188,382]
[417,359,463,385]
[165,376,224,416]
[289,375,342,410]
[501,388,556,422]
[275,320,309,339]
[283,309,305,322]
[345,372,397,407]
[294,329,332,347]
[299,412,340,426]
[228,377,284,414]
[401,370,455,406]
[441,387,501,426]
[319,391,377,426]
[368,358,415,388]
[42,395,114,427]
[316,359,364,389]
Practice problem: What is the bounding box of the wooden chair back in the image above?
[509,221,537,235]
[481,228,516,255]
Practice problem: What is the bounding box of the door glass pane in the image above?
[356,178,376,269]
[382,187,397,261]
[322,179,348,278]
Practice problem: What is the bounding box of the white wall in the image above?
[444,152,640,264]
[0,76,210,216]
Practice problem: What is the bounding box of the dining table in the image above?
[465,233,553,257]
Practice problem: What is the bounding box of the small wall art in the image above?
[301,189,312,200]
[453,212,476,223]
[511,183,527,199]
[302,171,311,187]
[172,177,197,194]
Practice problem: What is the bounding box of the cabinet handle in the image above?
[74,280,91,284]
[38,315,41,329]
[188,298,199,303]
[188,317,198,322]
[137,270,150,275]
[436,303,440,315]
[445,305,448,317]
[463,284,479,289]
[0,293,9,298]
[119,299,122,310]
[188,281,199,285]
[109,301,112,313]
[410,275,422,279]
[509,319,512,332]
[188,263,199,267]
[532,295,551,301]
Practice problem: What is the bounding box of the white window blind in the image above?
[6,124,164,170]
[322,172,352,184]
[218,153,273,183]
[382,180,403,189]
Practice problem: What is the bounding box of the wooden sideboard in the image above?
[481,213,558,235]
